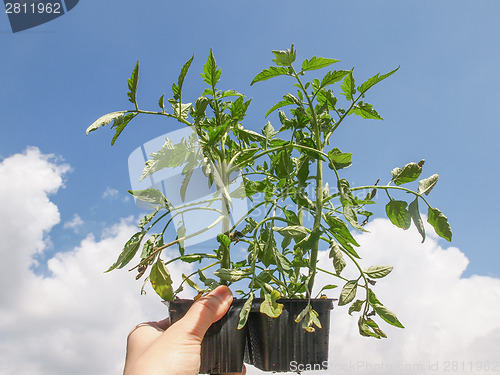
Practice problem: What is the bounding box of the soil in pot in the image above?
[168,299,248,374]
[245,298,334,372]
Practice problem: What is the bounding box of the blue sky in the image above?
[2,2,500,375]
[2,0,499,277]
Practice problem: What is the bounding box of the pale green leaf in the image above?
[238,293,254,329]
[428,207,452,241]
[213,268,250,282]
[128,188,167,205]
[272,44,296,66]
[418,174,439,195]
[391,162,422,185]
[364,265,394,279]
[340,71,356,101]
[301,56,339,71]
[329,242,346,275]
[86,111,126,135]
[106,231,145,272]
[127,61,139,105]
[372,304,404,328]
[251,66,290,86]
[357,66,399,94]
[260,290,283,318]
[385,200,411,229]
[149,259,174,301]
[339,280,358,306]
[408,198,426,242]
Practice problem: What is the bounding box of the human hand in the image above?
[123,285,246,375]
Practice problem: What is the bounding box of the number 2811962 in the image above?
[5,2,62,14]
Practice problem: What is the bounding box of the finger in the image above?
[171,285,233,341]
[125,321,168,366]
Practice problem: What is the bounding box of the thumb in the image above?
[173,285,234,341]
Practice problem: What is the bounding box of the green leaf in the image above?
[295,304,310,324]
[344,205,368,232]
[329,242,346,275]
[220,89,244,98]
[328,148,352,170]
[230,96,252,122]
[260,290,283,318]
[182,273,203,292]
[418,174,439,195]
[201,49,221,87]
[293,228,321,255]
[86,111,126,135]
[357,66,399,94]
[127,61,139,106]
[251,66,290,86]
[170,102,191,120]
[180,168,194,202]
[358,317,382,338]
[172,55,194,101]
[340,71,356,101]
[262,121,276,139]
[265,96,297,118]
[349,300,364,315]
[272,44,296,67]
[128,188,167,205]
[319,70,350,91]
[391,162,422,185]
[349,101,383,120]
[274,249,293,275]
[233,126,266,144]
[216,233,231,248]
[149,259,174,301]
[192,96,211,119]
[301,56,339,72]
[318,284,338,294]
[213,268,250,282]
[158,94,165,110]
[106,231,145,272]
[176,222,186,256]
[364,265,394,279]
[408,198,426,242]
[180,254,217,263]
[140,234,161,258]
[138,209,160,229]
[238,293,254,329]
[339,280,358,306]
[385,200,411,229]
[111,113,138,145]
[140,137,195,181]
[372,304,404,328]
[316,89,338,110]
[273,225,308,240]
[427,207,452,241]
[324,213,361,256]
[365,318,387,338]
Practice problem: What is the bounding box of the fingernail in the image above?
[209,285,233,304]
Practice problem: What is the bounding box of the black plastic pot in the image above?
[168,299,248,374]
[245,298,334,372]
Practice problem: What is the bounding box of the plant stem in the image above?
[291,66,323,297]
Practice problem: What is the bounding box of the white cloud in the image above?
[63,213,84,233]
[102,187,119,200]
[2,148,500,375]
[247,220,500,375]
[0,148,192,375]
